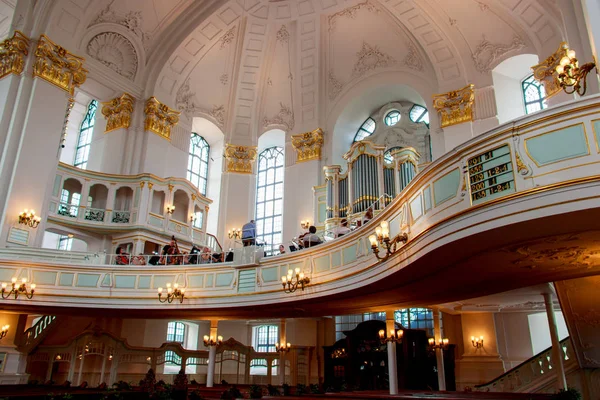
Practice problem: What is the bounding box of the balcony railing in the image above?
[84,207,105,222]
[111,210,130,223]
[57,202,78,218]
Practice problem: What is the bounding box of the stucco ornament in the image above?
[220,27,236,49]
[351,42,396,79]
[291,128,324,163]
[91,0,151,49]
[101,93,135,133]
[144,96,180,141]
[472,35,525,73]
[404,41,423,71]
[432,84,475,128]
[531,42,571,99]
[328,70,343,100]
[175,78,226,128]
[276,25,290,44]
[0,31,30,80]
[263,102,295,131]
[87,32,138,80]
[328,1,378,32]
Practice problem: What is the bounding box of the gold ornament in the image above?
[144,96,180,140]
[0,31,30,80]
[224,144,258,174]
[291,128,324,163]
[102,93,135,133]
[33,34,87,95]
[433,84,475,128]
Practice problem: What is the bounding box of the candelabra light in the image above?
[190,214,197,223]
[166,205,175,214]
[281,268,310,293]
[428,337,450,351]
[379,328,404,344]
[157,283,185,303]
[275,342,291,353]
[1,278,35,300]
[228,228,241,239]
[555,43,596,96]
[300,220,311,229]
[203,335,223,347]
[471,335,484,349]
[368,221,408,261]
[18,209,41,228]
[0,324,9,340]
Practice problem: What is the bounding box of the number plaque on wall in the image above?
[467,145,516,205]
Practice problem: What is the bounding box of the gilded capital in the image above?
[33,34,87,95]
[433,84,475,128]
[291,128,324,163]
[0,31,30,80]
[144,96,180,140]
[531,42,569,99]
[224,143,258,174]
[102,93,135,133]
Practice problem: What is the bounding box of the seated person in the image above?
[362,207,374,226]
[115,247,130,265]
[200,247,213,264]
[332,219,351,238]
[188,245,201,264]
[278,244,286,255]
[302,226,322,248]
[132,253,146,265]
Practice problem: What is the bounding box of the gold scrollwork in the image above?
[224,143,258,174]
[148,182,154,190]
[531,42,569,99]
[140,181,145,189]
[102,93,135,133]
[291,128,324,163]
[168,184,174,192]
[514,151,529,175]
[0,31,30,80]
[433,84,475,128]
[33,34,87,95]
[191,193,197,201]
[144,96,180,140]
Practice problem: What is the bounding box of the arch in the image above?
[255,146,285,256]
[188,133,210,196]
[59,178,83,218]
[114,186,133,212]
[172,189,189,223]
[151,190,166,215]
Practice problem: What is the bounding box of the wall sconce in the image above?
[166,205,175,214]
[190,214,197,223]
[275,342,291,353]
[555,43,596,96]
[471,335,484,349]
[0,325,8,340]
[368,220,408,261]
[203,335,223,347]
[228,228,241,239]
[300,220,311,229]
[157,283,185,303]
[18,209,41,228]
[282,268,310,293]
[379,328,403,344]
[428,337,450,351]
[1,278,35,300]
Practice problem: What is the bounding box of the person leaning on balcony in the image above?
[132,253,146,265]
[362,207,374,226]
[115,247,130,265]
[278,244,286,255]
[332,219,351,238]
[303,226,322,248]
[242,219,256,247]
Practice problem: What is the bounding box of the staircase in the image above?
[17,315,59,354]
[475,337,576,393]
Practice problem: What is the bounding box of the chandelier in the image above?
[471,335,484,349]
[368,221,408,261]
[281,268,310,293]
[228,228,241,239]
[379,328,403,344]
[203,335,223,347]
[1,278,35,300]
[275,342,291,353]
[157,283,185,303]
[555,44,596,96]
[428,337,450,351]
[18,209,41,228]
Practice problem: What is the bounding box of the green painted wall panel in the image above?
[331,251,341,269]
[115,275,136,289]
[238,269,256,293]
[153,275,177,289]
[342,244,357,265]
[261,267,279,282]
[423,186,432,212]
[410,195,423,221]
[525,124,589,166]
[290,261,304,273]
[594,120,600,152]
[314,255,330,273]
[33,271,57,286]
[59,273,74,286]
[215,272,233,287]
[76,273,100,287]
[138,276,151,289]
[318,203,327,224]
[205,274,214,287]
[433,168,460,206]
[188,275,204,288]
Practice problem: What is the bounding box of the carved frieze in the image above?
[531,42,570,99]
[472,35,525,73]
[276,25,290,44]
[87,32,138,80]
[0,31,30,80]
[224,144,258,174]
[102,93,135,133]
[33,35,88,95]
[144,96,180,140]
[291,128,324,163]
[433,84,475,128]
[219,26,236,50]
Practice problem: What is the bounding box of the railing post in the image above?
[543,291,568,391]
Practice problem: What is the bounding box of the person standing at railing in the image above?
[242,219,256,247]
[116,247,130,265]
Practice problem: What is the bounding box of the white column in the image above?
[99,345,108,384]
[433,308,446,391]
[279,319,287,385]
[206,320,219,387]
[376,154,385,208]
[543,291,568,390]
[385,310,398,395]
[77,352,84,385]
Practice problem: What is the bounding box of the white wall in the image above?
[528,311,569,354]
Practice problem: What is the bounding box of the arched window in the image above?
[255,147,284,256]
[74,100,98,169]
[409,105,429,125]
[188,134,210,196]
[165,321,186,367]
[522,74,547,114]
[384,146,403,164]
[384,110,401,126]
[253,325,279,353]
[353,117,376,142]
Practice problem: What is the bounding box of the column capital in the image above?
[531,42,570,99]
[102,93,135,133]
[432,84,475,128]
[291,128,324,163]
[224,143,257,174]
[0,31,30,80]
[144,96,180,141]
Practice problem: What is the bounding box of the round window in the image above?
[384,110,401,126]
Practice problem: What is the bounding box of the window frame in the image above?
[253,324,279,353]
[521,74,547,115]
[74,100,98,169]
[353,117,376,142]
[187,133,210,196]
[409,105,429,125]
[255,147,285,256]
[384,110,401,126]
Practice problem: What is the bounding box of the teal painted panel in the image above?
[188,275,204,288]
[318,203,327,224]
[290,261,304,273]
[59,273,74,286]
[115,275,136,288]
[594,120,600,152]
[410,195,423,221]
[423,186,432,212]
[100,274,112,287]
[280,266,288,278]
[153,275,176,289]
[76,273,100,287]
[134,188,140,208]
[433,168,460,206]
[261,267,279,282]
[525,124,589,166]
[331,251,341,269]
[33,271,57,285]
[314,254,330,273]
[138,275,151,289]
[342,244,357,265]
[215,272,233,287]
[148,215,163,228]
[205,274,214,287]
[238,269,256,293]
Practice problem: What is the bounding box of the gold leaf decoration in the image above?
[0,31,30,80]
[102,93,135,133]
[224,144,258,174]
[291,128,324,163]
[433,84,475,128]
[33,34,87,95]
[144,96,180,140]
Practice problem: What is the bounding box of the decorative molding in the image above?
[101,93,135,133]
[263,102,294,131]
[404,41,423,71]
[219,26,236,50]
[0,31,29,80]
[224,144,257,174]
[472,35,525,73]
[476,1,489,11]
[328,1,377,32]
[209,105,226,127]
[144,96,180,141]
[276,25,290,44]
[514,151,530,176]
[90,0,151,50]
[219,73,228,85]
[328,70,343,100]
[351,42,396,79]
[33,35,88,95]
[531,42,569,99]
[291,128,324,163]
[87,32,138,80]
[175,78,226,128]
[433,84,475,128]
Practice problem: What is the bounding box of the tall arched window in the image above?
[74,100,98,169]
[165,321,185,366]
[255,147,284,255]
[253,325,279,353]
[409,105,429,125]
[522,74,547,114]
[187,133,210,196]
[353,117,376,142]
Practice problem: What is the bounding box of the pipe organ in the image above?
[322,141,420,228]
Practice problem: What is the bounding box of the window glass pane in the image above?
[522,75,547,115]
[74,100,98,169]
[187,134,210,196]
[385,111,401,126]
[255,147,284,255]
[353,118,376,142]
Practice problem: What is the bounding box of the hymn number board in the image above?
[467,145,516,205]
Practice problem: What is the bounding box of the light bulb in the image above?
[398,330,403,337]
[11,278,16,283]
[299,272,304,279]
[380,221,389,230]
[30,284,36,290]
[21,278,26,284]
[173,283,179,289]
[286,342,290,348]
[567,49,576,59]
[429,338,435,345]
[390,329,396,337]
[166,283,171,288]
[203,335,209,341]
[276,342,280,348]
[375,227,382,237]
[158,287,163,294]
[287,269,292,276]
[555,65,564,75]
[167,287,172,293]
[1,283,6,289]
[471,336,475,341]
[281,276,287,283]
[218,335,223,341]
[378,329,385,338]
[180,288,185,294]
[560,56,570,66]
[295,267,300,274]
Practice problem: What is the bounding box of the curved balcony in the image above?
[2,96,600,317]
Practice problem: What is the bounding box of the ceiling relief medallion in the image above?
[90,0,151,50]
[219,27,236,50]
[328,1,378,32]
[87,32,138,80]
[263,102,295,131]
[328,70,343,100]
[351,42,396,79]
[472,35,525,73]
[404,42,424,71]
[175,78,226,128]
[276,25,290,44]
